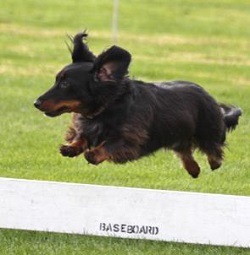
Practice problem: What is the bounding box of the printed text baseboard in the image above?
[0,177,249,247]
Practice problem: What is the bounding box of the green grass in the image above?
[1,230,250,255]
[0,0,250,254]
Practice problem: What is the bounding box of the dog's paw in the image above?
[209,160,222,171]
[59,145,83,157]
[183,160,200,178]
[84,150,100,165]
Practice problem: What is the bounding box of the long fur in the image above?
[34,32,242,178]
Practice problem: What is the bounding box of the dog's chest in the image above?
[83,119,109,147]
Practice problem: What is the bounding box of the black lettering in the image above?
[113,224,119,232]
[139,226,148,234]
[139,226,144,234]
[127,225,134,234]
[121,224,126,232]
[133,225,139,234]
[99,223,159,235]
[148,226,153,234]
[100,223,106,231]
[106,223,112,231]
[154,227,159,235]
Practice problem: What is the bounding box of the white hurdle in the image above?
[0,177,249,248]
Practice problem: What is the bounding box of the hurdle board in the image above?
[0,177,249,247]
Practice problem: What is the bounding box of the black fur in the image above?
[34,32,242,178]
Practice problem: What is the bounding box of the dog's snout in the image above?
[34,99,42,109]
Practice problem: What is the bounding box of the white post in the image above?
[112,0,119,43]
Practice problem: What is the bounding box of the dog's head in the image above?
[34,32,131,117]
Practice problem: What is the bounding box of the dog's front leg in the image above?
[60,138,88,158]
[84,141,112,164]
[84,139,141,165]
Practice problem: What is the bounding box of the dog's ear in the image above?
[94,46,131,82]
[69,32,96,63]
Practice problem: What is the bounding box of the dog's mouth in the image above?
[35,99,82,117]
[44,106,70,117]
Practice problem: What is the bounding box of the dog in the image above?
[34,32,242,178]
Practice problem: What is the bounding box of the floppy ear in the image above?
[94,46,131,82]
[68,32,96,63]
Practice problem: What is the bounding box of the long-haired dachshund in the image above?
[34,32,242,178]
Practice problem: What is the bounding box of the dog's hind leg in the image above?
[204,144,224,171]
[174,148,200,178]
[197,139,224,171]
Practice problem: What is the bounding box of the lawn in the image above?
[0,0,250,254]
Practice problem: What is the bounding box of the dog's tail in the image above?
[220,104,242,132]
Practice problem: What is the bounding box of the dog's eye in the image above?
[60,81,70,89]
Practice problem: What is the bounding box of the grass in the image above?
[0,0,250,254]
[1,230,250,255]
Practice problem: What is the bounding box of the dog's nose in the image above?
[34,99,42,109]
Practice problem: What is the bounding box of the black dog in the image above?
[34,32,242,178]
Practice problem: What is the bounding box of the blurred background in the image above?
[0,0,249,193]
[0,1,250,254]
